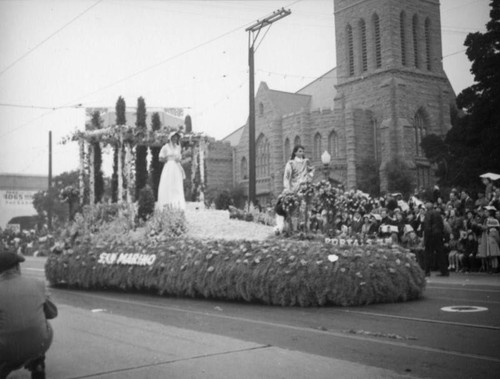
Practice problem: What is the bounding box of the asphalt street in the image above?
[18,257,500,379]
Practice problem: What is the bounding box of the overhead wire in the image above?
[0,0,103,77]
[0,0,478,141]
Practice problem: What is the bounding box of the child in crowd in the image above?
[447,233,462,272]
[462,231,478,272]
[402,227,424,270]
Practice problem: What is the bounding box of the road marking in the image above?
[54,290,500,364]
[24,268,44,272]
[431,296,500,305]
[441,306,488,313]
[341,309,500,331]
[428,285,500,293]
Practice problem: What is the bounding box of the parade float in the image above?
[45,109,426,307]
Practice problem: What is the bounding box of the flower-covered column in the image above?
[78,137,85,206]
[117,127,123,203]
[125,143,132,204]
[88,142,95,205]
[199,138,205,200]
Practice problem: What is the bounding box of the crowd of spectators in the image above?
[0,226,54,257]
[314,179,500,274]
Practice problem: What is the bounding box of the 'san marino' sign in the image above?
[97,252,156,266]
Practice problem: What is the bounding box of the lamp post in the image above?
[321,151,331,181]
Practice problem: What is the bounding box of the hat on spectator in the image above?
[403,224,414,235]
[0,252,25,272]
[371,213,382,221]
[484,205,497,211]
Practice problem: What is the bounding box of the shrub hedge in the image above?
[46,238,425,307]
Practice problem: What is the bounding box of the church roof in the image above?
[222,126,244,147]
[267,89,311,115]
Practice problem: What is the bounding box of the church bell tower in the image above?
[333,0,455,191]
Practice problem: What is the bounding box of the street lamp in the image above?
[321,150,331,180]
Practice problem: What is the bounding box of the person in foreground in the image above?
[157,130,186,211]
[0,251,58,379]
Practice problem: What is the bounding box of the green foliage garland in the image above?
[112,97,126,202]
[149,112,162,200]
[137,185,155,221]
[46,238,425,307]
[135,97,148,199]
[90,111,104,203]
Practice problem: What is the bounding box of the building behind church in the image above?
[208,0,457,207]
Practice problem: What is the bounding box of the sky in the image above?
[0,0,492,177]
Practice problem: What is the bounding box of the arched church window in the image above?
[294,135,301,148]
[241,157,248,180]
[256,134,270,178]
[328,131,339,158]
[259,102,264,116]
[284,137,291,162]
[373,13,382,69]
[413,14,420,68]
[313,132,322,161]
[425,18,431,71]
[359,19,368,72]
[400,12,407,66]
[414,109,428,157]
[346,24,355,76]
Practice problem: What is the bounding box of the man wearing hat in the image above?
[423,201,448,277]
[0,251,57,379]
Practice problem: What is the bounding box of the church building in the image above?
[221,0,457,205]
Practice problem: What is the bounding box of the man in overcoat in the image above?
[423,202,448,276]
[0,251,57,379]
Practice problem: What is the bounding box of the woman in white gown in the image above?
[157,131,186,211]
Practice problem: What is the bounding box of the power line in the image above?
[0,103,58,110]
[0,0,103,77]
[0,104,83,139]
[443,49,467,58]
[56,20,256,109]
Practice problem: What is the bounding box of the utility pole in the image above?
[48,130,53,230]
[246,7,291,206]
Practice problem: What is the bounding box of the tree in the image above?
[443,0,500,189]
[385,158,413,196]
[420,134,450,185]
[135,97,148,200]
[112,96,126,202]
[90,111,104,203]
[184,115,192,133]
[357,158,380,196]
[33,171,81,226]
[149,112,162,200]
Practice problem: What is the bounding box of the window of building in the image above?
[241,157,248,180]
[400,12,407,66]
[258,102,264,116]
[413,14,420,68]
[417,166,430,189]
[414,109,427,157]
[425,18,431,71]
[294,135,301,148]
[347,24,354,76]
[328,131,339,158]
[256,134,270,178]
[284,137,291,162]
[359,19,368,72]
[313,133,322,161]
[373,13,382,68]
